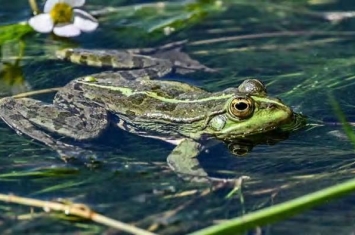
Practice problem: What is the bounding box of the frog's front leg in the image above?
[167,139,209,182]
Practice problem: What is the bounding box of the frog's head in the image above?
[207,79,299,140]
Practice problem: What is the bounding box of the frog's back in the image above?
[68,71,229,123]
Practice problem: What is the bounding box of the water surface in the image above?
[1,0,355,234]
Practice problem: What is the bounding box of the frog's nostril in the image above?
[266,103,278,109]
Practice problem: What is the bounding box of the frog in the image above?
[0,41,304,182]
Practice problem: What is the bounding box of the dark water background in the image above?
[1,0,355,234]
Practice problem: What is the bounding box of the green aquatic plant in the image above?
[0,40,31,96]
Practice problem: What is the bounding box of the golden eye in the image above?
[228,97,254,119]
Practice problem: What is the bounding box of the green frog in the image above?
[0,42,304,182]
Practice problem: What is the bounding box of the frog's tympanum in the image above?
[0,42,305,182]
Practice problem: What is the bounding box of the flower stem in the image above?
[28,0,40,15]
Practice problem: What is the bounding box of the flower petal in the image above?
[73,9,98,32]
[44,0,61,13]
[53,24,81,37]
[63,0,85,7]
[28,14,54,33]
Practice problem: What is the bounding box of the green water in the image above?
[1,0,355,234]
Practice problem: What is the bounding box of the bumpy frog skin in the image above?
[0,41,301,182]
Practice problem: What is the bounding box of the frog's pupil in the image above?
[235,102,248,110]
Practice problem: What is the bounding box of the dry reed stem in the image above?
[0,193,157,235]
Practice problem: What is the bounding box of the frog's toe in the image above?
[177,174,210,183]
[178,175,249,186]
[57,146,104,169]
[207,175,251,188]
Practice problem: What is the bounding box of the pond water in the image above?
[1,0,355,234]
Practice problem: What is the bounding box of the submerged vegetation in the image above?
[1,0,355,234]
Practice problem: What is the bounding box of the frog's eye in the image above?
[228,97,254,119]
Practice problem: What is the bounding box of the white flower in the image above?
[28,0,98,37]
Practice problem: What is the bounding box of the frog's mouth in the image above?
[278,112,307,132]
[215,106,307,140]
[217,113,307,155]
[216,125,279,141]
[216,111,306,141]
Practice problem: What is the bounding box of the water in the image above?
[1,0,355,234]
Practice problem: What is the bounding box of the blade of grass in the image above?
[328,93,355,146]
[189,177,355,235]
